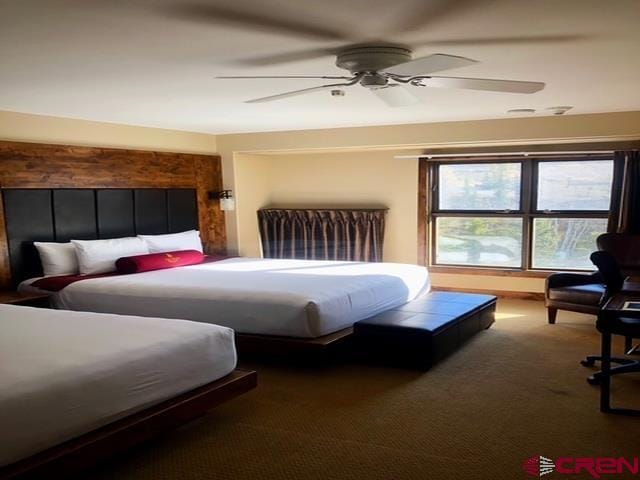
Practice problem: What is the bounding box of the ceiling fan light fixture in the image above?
[547,106,573,115]
[371,84,421,107]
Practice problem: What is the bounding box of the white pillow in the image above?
[34,242,79,276]
[138,230,203,254]
[71,237,149,275]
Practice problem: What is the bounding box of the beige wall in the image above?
[431,272,544,294]
[234,154,273,257]
[0,110,217,154]
[217,111,640,154]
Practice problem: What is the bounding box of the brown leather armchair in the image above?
[545,272,603,324]
[545,233,640,324]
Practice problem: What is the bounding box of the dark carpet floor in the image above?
[90,300,640,480]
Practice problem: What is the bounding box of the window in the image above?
[435,216,523,267]
[429,156,613,271]
[438,163,521,211]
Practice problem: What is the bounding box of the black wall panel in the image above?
[97,190,135,239]
[167,189,198,233]
[53,189,97,242]
[135,189,168,235]
[3,189,55,282]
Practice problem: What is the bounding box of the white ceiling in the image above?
[1,0,639,134]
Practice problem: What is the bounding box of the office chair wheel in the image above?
[581,358,596,367]
[587,374,601,386]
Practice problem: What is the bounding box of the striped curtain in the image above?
[608,150,640,234]
[258,209,387,262]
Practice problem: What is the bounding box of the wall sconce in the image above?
[209,190,235,211]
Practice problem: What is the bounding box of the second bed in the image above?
[0,304,243,472]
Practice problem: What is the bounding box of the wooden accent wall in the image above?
[0,141,226,288]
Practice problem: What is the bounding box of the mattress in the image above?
[21,257,430,338]
[0,305,237,467]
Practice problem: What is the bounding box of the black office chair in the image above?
[582,251,639,385]
[597,303,640,414]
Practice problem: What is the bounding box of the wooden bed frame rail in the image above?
[0,369,257,480]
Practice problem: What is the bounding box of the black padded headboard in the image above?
[2,188,198,284]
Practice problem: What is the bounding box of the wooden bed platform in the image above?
[235,327,354,361]
[0,369,257,480]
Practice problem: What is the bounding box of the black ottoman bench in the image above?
[354,292,497,370]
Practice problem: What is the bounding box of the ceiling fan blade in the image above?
[417,34,592,47]
[371,85,421,108]
[162,3,349,41]
[245,84,346,104]
[217,75,353,80]
[388,0,479,34]
[236,47,338,66]
[426,76,545,93]
[382,54,477,77]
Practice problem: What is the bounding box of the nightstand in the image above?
[0,291,51,308]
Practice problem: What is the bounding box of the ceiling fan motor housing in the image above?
[360,74,388,88]
[335,44,413,74]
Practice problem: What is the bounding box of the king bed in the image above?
[3,187,429,356]
[20,257,430,338]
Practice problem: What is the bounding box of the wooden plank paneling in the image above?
[0,141,226,287]
[0,143,195,189]
[0,194,11,288]
[195,155,227,254]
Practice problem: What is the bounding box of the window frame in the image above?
[426,154,613,273]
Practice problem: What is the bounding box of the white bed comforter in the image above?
[26,258,430,338]
[0,305,236,467]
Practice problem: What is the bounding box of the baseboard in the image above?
[432,286,545,301]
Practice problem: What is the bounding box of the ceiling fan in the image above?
[216,43,545,106]
[159,2,586,106]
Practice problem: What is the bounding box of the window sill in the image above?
[427,265,592,279]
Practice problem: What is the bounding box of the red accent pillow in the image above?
[116,250,205,274]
